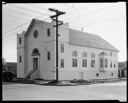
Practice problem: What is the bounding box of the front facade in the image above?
[17,18,119,80]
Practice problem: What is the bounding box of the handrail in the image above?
[25,68,37,79]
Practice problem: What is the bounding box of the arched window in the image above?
[72,51,77,57]
[72,51,78,67]
[32,48,40,55]
[91,53,95,67]
[82,52,87,57]
[82,52,87,67]
[91,53,95,58]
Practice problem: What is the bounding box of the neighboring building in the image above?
[118,61,127,78]
[6,62,17,75]
[17,18,119,80]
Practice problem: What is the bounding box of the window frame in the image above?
[47,51,50,61]
[60,43,64,53]
[72,58,77,67]
[19,37,21,45]
[60,58,64,68]
[19,56,22,63]
[105,58,108,67]
[91,59,95,67]
[33,30,38,38]
[82,59,87,67]
[47,28,50,37]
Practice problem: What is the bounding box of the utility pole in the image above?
[49,8,65,83]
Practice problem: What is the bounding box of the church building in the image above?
[17,18,119,80]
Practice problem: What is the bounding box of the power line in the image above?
[3,37,17,41]
[3,17,50,39]
[3,13,30,21]
[3,22,29,37]
[6,4,51,17]
[3,12,50,36]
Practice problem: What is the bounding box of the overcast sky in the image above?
[2,2,126,62]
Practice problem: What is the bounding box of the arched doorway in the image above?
[32,48,40,71]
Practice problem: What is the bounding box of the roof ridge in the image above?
[69,28,99,37]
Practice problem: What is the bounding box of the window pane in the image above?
[60,44,64,53]
[114,64,116,68]
[19,56,22,63]
[110,61,112,68]
[91,60,95,67]
[82,59,87,67]
[105,58,108,67]
[19,37,21,44]
[60,59,64,68]
[100,58,103,68]
[47,51,50,60]
[72,58,77,67]
[47,28,50,37]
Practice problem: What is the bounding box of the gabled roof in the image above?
[24,18,48,36]
[69,29,119,52]
[21,18,119,52]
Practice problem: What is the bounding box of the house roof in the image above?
[24,18,48,36]
[69,29,119,52]
[22,18,119,52]
[6,62,17,67]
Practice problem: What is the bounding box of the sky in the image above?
[2,2,126,62]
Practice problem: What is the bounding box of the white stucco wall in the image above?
[23,20,56,80]
[17,32,26,78]
[58,43,118,80]
[17,19,118,80]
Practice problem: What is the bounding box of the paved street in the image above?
[2,81,127,101]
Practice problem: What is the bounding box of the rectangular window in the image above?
[72,58,77,67]
[60,43,64,53]
[110,61,112,68]
[60,58,64,68]
[19,56,22,63]
[19,37,21,44]
[82,59,87,67]
[47,51,50,61]
[47,28,50,37]
[100,58,103,68]
[91,60,95,67]
[114,63,116,68]
[105,59,108,67]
